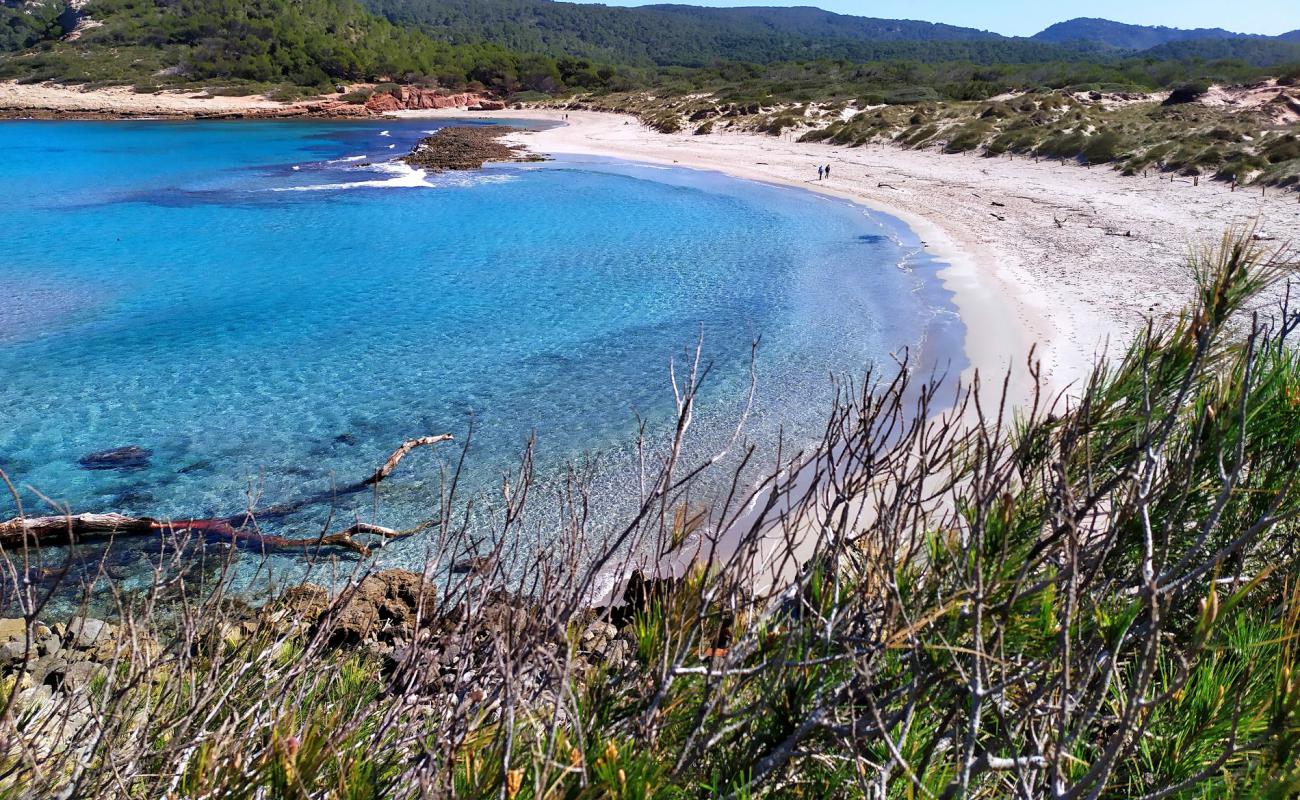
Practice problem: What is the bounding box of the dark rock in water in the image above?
[178,460,212,474]
[451,555,495,576]
[334,433,358,446]
[79,446,151,471]
[108,488,154,508]
[402,126,543,172]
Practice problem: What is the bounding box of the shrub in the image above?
[1037,130,1087,160]
[899,123,939,148]
[881,86,941,105]
[1264,134,1300,164]
[1082,130,1123,163]
[1164,80,1211,105]
[944,122,989,153]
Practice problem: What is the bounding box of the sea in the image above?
[0,118,962,592]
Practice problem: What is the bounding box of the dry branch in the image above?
[0,435,452,556]
[365,435,454,485]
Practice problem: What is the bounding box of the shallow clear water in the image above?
[0,118,961,578]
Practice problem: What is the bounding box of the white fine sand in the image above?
[0,81,284,115]
[409,108,1300,407]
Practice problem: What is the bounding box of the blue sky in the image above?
[582,1,1298,37]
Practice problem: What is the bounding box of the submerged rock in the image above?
[78,446,152,471]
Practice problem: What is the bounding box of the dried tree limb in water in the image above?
[365,435,455,485]
[0,436,452,556]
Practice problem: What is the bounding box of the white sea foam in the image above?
[378,130,391,137]
[327,155,368,164]
[271,161,432,192]
[269,161,519,193]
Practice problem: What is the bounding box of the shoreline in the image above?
[444,108,1061,406]
[8,94,1300,595]
[7,82,1294,400]
[402,107,1300,408]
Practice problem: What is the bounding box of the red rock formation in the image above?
[363,88,499,114]
[363,92,404,113]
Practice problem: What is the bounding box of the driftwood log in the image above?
[0,435,453,557]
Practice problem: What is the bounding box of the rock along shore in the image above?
[402,126,546,171]
[0,567,676,759]
[0,82,508,121]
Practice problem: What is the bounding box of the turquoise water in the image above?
[0,119,961,572]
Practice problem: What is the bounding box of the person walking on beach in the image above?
[824,164,832,179]
[817,165,824,181]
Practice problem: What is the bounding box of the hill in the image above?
[360,0,1078,66]
[0,0,562,92]
[1032,17,1266,50]
[3,1,1299,99]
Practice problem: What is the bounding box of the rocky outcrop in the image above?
[194,99,371,120]
[364,89,499,114]
[402,126,544,172]
[277,568,439,643]
[0,566,680,772]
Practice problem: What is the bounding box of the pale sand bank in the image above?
[0,81,283,116]
[406,108,1300,405]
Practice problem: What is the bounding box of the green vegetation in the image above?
[4,232,1300,797]
[0,1,63,52]
[550,54,1299,188]
[0,0,626,93]
[361,1,1300,69]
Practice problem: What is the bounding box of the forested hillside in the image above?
[1032,17,1264,49]
[0,0,64,51]
[361,0,1077,66]
[2,0,1298,105]
[0,0,573,91]
[361,0,1300,67]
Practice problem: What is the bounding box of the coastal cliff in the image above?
[363,87,506,114]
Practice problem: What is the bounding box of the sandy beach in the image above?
[400,107,1300,405]
[6,80,1298,400]
[0,82,285,116]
